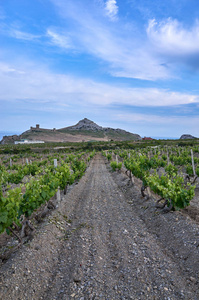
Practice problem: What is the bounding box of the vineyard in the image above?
[0,149,95,239]
[0,141,199,299]
[104,144,199,213]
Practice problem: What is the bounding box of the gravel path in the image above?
[0,154,199,299]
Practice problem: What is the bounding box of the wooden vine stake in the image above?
[10,158,12,167]
[54,159,58,168]
[146,187,151,198]
[166,147,170,165]
[131,172,135,184]
[57,187,61,203]
[191,149,196,176]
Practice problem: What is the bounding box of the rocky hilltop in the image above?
[180,134,196,139]
[64,118,103,131]
[1,118,142,144]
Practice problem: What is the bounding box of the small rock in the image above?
[71,293,76,297]
[73,277,81,283]
[35,245,41,251]
[190,276,197,283]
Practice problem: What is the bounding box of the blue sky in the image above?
[1,0,199,138]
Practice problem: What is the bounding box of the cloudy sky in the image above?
[1,0,199,138]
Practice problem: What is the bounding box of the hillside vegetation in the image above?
[1,118,141,144]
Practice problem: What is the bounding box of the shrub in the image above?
[110,161,122,171]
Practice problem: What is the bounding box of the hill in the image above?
[180,134,196,139]
[0,118,141,144]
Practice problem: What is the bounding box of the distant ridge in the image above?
[0,118,142,144]
[180,134,197,139]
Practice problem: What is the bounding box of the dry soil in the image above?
[0,154,199,299]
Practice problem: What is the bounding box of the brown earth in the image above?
[0,154,199,299]
[23,132,110,143]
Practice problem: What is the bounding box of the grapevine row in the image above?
[0,151,95,235]
[104,149,196,211]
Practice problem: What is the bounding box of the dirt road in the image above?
[0,154,199,299]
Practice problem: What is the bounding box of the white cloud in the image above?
[49,0,171,80]
[0,61,198,107]
[0,23,41,41]
[147,18,199,56]
[10,29,40,41]
[1,22,72,50]
[116,112,182,124]
[0,62,25,74]
[47,29,72,49]
[105,0,118,21]
[115,112,199,138]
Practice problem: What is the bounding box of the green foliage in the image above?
[107,153,112,161]
[89,150,96,160]
[117,162,122,170]
[165,164,178,176]
[55,164,72,189]
[71,159,87,180]
[0,187,22,233]
[147,173,195,209]
[0,151,89,234]
[21,173,59,217]
[110,161,122,171]
[124,150,196,210]
[7,171,24,184]
[196,167,199,177]
[119,151,128,159]
[186,165,194,176]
